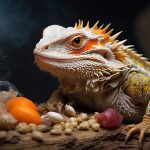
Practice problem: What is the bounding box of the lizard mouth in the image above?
[34,46,114,64]
[34,51,109,63]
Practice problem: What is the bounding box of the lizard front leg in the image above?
[38,88,76,117]
[123,72,150,148]
[38,88,66,114]
[46,88,66,113]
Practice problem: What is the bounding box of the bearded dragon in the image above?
[34,20,150,148]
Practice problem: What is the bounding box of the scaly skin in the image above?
[34,21,150,148]
[123,72,150,148]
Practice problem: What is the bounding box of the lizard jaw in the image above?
[34,52,107,79]
[34,47,127,79]
[34,50,107,63]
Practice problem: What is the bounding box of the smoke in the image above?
[0,0,37,48]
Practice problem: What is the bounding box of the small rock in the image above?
[70,121,78,128]
[8,130,20,137]
[0,112,17,130]
[16,122,31,133]
[0,131,7,139]
[94,112,99,118]
[64,104,76,117]
[52,124,64,131]
[7,130,20,144]
[64,128,72,135]
[29,123,37,131]
[79,121,89,130]
[80,113,88,121]
[32,131,44,142]
[50,129,62,135]
[76,116,83,124]
[41,116,52,126]
[47,112,65,124]
[96,108,123,128]
[69,117,76,122]
[88,119,96,127]
[37,124,51,132]
[64,122,71,129]
[91,123,100,132]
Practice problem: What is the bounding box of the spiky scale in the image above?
[86,21,90,28]
[110,39,127,49]
[110,31,122,41]
[123,48,150,75]
[101,23,111,33]
[92,21,99,30]
[80,20,83,28]
[106,29,114,36]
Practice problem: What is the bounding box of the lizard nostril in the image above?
[41,43,49,50]
[44,45,49,49]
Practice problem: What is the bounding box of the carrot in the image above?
[10,105,41,125]
[6,97,37,112]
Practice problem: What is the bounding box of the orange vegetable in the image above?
[6,97,37,112]
[10,105,41,125]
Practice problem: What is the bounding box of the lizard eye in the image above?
[69,35,86,48]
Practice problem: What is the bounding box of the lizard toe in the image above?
[125,116,150,149]
[138,129,146,149]
[125,124,136,131]
[125,126,140,144]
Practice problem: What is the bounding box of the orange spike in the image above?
[98,24,104,30]
[77,19,81,29]
[76,19,83,29]
[80,20,83,28]
[95,24,104,34]
[110,31,122,41]
[101,23,111,33]
[92,21,99,30]
[86,21,90,28]
[74,22,77,28]
[78,19,81,26]
[106,29,114,36]
[110,39,127,49]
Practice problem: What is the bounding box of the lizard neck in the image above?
[59,69,129,93]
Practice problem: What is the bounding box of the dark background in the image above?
[0,0,149,102]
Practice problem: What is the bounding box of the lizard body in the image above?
[34,21,150,147]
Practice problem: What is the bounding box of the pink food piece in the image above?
[96,108,123,128]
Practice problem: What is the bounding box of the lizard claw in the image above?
[125,126,139,144]
[125,115,150,149]
[125,124,135,131]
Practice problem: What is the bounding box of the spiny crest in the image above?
[74,20,113,38]
[74,20,127,62]
[123,48,150,75]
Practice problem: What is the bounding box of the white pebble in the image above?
[47,112,65,124]
[64,104,76,117]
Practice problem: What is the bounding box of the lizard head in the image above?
[34,21,129,81]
